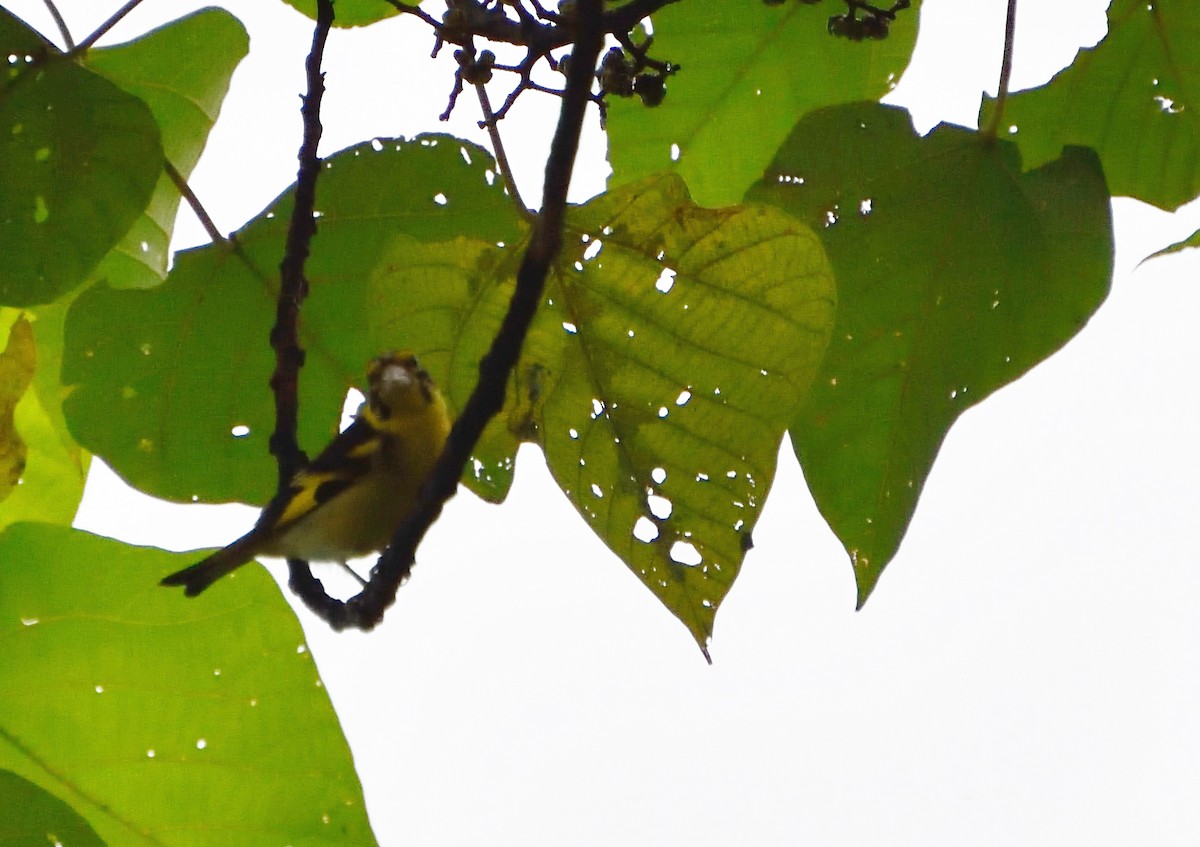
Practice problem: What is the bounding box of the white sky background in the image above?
[8,0,1200,843]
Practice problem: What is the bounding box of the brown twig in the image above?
[322,0,608,631]
[379,0,441,28]
[268,0,333,600]
[163,160,272,291]
[281,0,677,627]
[71,0,144,52]
[476,82,529,214]
[434,0,681,123]
[164,159,227,247]
[490,51,573,122]
[41,0,74,50]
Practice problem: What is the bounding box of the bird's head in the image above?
[366,350,439,419]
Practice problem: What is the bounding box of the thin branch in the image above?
[429,0,685,55]
[985,0,1018,139]
[163,158,272,288]
[476,82,529,215]
[270,0,333,478]
[72,0,144,52]
[379,0,441,28]
[439,63,468,120]
[332,0,608,631]
[165,158,272,288]
[163,159,227,247]
[431,0,683,125]
[41,0,74,50]
[268,0,334,602]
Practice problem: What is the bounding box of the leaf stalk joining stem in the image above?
[985,0,1019,139]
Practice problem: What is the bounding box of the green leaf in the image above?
[0,523,375,846]
[61,136,521,506]
[748,103,1113,605]
[980,0,1200,211]
[84,8,250,289]
[281,0,402,28]
[370,173,837,652]
[0,770,106,847]
[367,235,528,503]
[1143,225,1200,261]
[605,0,920,208]
[0,9,162,306]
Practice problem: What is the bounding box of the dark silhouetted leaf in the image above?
[0,9,161,306]
[749,103,1112,605]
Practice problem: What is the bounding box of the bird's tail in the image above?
[160,531,264,597]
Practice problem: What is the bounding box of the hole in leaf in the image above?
[634,517,659,542]
[669,540,702,567]
[647,494,672,519]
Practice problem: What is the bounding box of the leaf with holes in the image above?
[61,136,521,506]
[0,523,375,846]
[606,0,920,208]
[370,173,836,655]
[748,102,1113,606]
[980,0,1200,211]
[546,175,835,654]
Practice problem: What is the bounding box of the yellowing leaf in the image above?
[371,173,837,654]
[545,176,835,652]
[0,316,35,502]
[0,303,90,531]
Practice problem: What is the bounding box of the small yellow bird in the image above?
[161,351,452,596]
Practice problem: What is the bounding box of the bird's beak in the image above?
[378,362,414,388]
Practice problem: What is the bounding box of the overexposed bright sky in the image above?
[10,0,1200,843]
